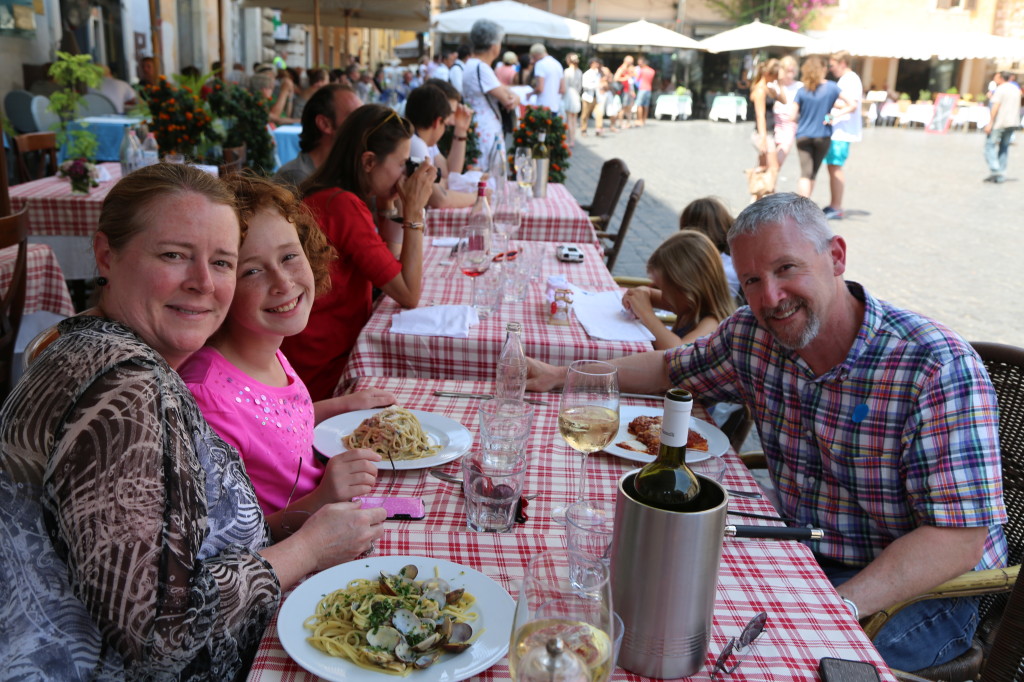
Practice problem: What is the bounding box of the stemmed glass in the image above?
[493,190,523,253]
[457,222,490,305]
[515,146,535,191]
[510,550,615,682]
[553,360,619,523]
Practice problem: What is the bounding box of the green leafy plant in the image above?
[144,75,219,157]
[705,0,837,31]
[207,78,275,175]
[898,92,911,101]
[47,51,102,160]
[509,106,571,184]
[946,86,959,95]
[918,89,932,102]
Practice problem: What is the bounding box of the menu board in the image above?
[926,93,960,135]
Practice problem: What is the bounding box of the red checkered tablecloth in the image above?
[0,243,76,317]
[340,242,652,388]
[246,378,895,682]
[427,184,600,247]
[9,163,122,238]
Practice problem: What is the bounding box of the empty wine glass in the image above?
[553,361,619,523]
[515,147,535,191]
[510,550,615,682]
[457,222,490,305]
[494,191,523,248]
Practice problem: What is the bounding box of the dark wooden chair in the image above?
[865,341,1024,681]
[579,158,629,231]
[13,132,59,183]
[0,209,30,402]
[596,178,643,273]
[219,144,247,178]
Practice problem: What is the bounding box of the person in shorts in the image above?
[793,56,849,198]
[823,51,863,220]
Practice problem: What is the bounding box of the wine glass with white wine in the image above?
[553,360,619,523]
[510,550,614,682]
[515,146,535,192]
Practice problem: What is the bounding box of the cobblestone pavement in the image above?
[560,117,1024,346]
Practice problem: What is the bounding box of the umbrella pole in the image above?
[149,0,163,76]
[218,0,226,79]
[314,0,321,67]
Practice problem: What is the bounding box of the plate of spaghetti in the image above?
[277,556,514,681]
[314,407,473,470]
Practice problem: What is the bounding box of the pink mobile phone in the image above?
[356,496,426,520]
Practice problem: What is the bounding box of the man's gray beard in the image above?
[764,302,822,350]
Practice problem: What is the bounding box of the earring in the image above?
[96,277,108,286]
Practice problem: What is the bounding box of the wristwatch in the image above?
[841,597,859,620]
[402,220,425,231]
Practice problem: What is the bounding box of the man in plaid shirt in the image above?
[528,193,1006,672]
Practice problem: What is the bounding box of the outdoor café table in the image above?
[654,92,693,120]
[339,241,652,387]
[64,115,144,162]
[709,94,748,123]
[272,124,303,168]
[426,183,601,247]
[8,161,123,280]
[245,377,896,682]
[0,242,76,318]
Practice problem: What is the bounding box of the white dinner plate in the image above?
[277,556,514,682]
[603,404,729,463]
[313,409,473,470]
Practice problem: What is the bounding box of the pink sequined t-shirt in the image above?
[180,347,321,515]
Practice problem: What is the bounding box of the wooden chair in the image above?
[0,209,30,402]
[597,178,643,273]
[863,341,1024,681]
[579,158,629,231]
[12,132,59,183]
[219,144,247,177]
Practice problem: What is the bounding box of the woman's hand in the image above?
[397,158,436,219]
[622,286,656,319]
[301,502,387,572]
[453,103,473,134]
[318,448,380,502]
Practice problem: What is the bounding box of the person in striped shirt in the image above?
[527,192,1006,673]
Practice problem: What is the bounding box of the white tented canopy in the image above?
[697,19,817,54]
[803,29,1024,60]
[589,19,701,50]
[241,0,430,31]
[432,0,590,42]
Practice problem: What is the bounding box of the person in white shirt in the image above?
[823,51,863,220]
[434,49,455,82]
[461,20,519,171]
[449,44,470,94]
[404,84,477,209]
[579,57,604,136]
[529,43,565,114]
[93,65,135,114]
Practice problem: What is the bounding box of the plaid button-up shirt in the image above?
[667,283,1007,569]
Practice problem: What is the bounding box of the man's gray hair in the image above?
[470,19,504,52]
[529,43,547,57]
[728,193,834,253]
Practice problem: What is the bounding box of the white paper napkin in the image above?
[448,171,495,194]
[391,305,480,338]
[432,237,461,247]
[570,288,657,342]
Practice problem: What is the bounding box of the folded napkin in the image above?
[448,170,494,194]
[391,305,480,339]
[432,237,461,247]
[96,165,113,183]
[570,288,656,343]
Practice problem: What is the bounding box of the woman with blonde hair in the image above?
[749,59,787,195]
[793,55,850,197]
[622,231,735,350]
[679,196,739,298]
[562,53,583,147]
[773,55,803,167]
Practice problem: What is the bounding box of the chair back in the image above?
[4,90,39,133]
[80,92,117,117]
[219,158,245,178]
[0,209,30,401]
[29,95,59,132]
[603,178,643,272]
[584,158,629,229]
[980,568,1024,681]
[12,132,59,183]
[222,144,247,165]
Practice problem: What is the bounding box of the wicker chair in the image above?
[0,209,30,402]
[863,341,1024,681]
[579,158,629,231]
[597,178,643,273]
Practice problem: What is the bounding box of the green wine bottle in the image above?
[634,388,701,511]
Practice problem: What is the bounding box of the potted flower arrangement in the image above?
[143,75,218,160]
[509,106,571,183]
[47,51,101,162]
[58,158,100,195]
[207,78,275,174]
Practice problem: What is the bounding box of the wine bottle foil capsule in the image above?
[610,470,728,679]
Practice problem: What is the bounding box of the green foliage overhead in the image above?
[705,0,837,31]
[47,51,103,160]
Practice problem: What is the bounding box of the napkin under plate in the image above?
[391,305,480,338]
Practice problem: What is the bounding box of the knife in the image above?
[725,525,823,541]
[432,390,546,406]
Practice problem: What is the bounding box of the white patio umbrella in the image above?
[589,19,701,51]
[432,0,590,42]
[697,19,817,54]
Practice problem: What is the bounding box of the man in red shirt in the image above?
[635,57,657,127]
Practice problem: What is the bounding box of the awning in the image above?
[697,19,817,54]
[589,19,701,51]
[803,29,1024,60]
[241,0,431,31]
[432,0,589,42]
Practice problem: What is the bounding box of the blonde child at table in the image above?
[621,231,735,351]
[180,175,396,540]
